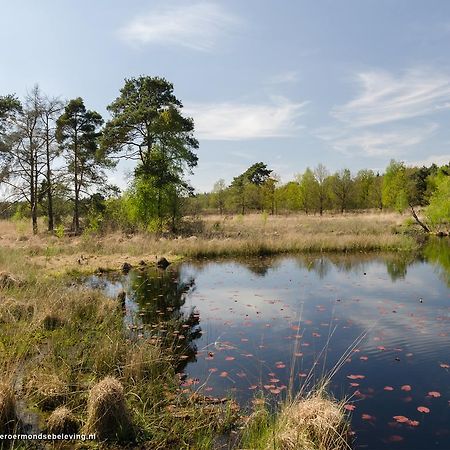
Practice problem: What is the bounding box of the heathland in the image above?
[0,211,435,449]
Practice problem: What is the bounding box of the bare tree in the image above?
[314,163,329,216]
[38,94,64,231]
[0,86,47,234]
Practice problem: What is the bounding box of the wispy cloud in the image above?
[266,71,299,85]
[407,154,450,168]
[186,98,308,140]
[317,123,438,157]
[119,3,240,51]
[332,68,450,127]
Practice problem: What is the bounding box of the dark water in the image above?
[87,239,450,450]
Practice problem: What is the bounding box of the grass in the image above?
[240,389,351,450]
[0,212,417,276]
[1,212,417,448]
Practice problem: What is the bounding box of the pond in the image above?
[87,239,450,450]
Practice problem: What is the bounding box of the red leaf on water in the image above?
[408,420,420,427]
[388,435,404,443]
[347,374,365,380]
[219,371,228,378]
[401,385,412,392]
[344,404,356,411]
[384,386,394,391]
[270,378,280,383]
[376,346,386,351]
[428,391,441,398]
[393,415,409,423]
[270,388,281,394]
[361,414,373,420]
[360,356,368,361]
[350,382,359,387]
[208,368,218,373]
[417,406,430,413]
[225,356,235,361]
[275,363,286,369]
[439,363,450,369]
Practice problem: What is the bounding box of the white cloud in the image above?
[267,71,299,85]
[332,68,450,127]
[186,98,308,140]
[119,3,240,51]
[407,154,450,167]
[317,123,438,157]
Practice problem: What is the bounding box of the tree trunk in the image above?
[45,122,54,231]
[409,204,430,233]
[73,130,80,234]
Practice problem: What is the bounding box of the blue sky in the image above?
[2,0,450,192]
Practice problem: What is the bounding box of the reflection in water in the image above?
[90,240,450,450]
[128,267,202,373]
[424,238,450,286]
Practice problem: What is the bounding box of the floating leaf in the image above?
[388,435,404,442]
[428,391,441,398]
[347,374,365,380]
[344,404,356,411]
[417,406,430,413]
[384,386,394,391]
[393,415,409,423]
[401,385,412,392]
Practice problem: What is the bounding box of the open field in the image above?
[0,212,423,448]
[0,212,418,277]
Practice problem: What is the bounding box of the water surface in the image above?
[88,239,450,450]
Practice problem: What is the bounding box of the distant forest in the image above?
[1,78,449,235]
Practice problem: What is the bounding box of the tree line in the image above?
[1,76,449,235]
[192,160,449,231]
[0,77,198,234]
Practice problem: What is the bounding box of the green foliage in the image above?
[425,169,450,228]
[56,98,111,234]
[102,76,198,231]
[382,160,408,212]
[54,224,65,239]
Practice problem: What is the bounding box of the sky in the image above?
[1,0,450,192]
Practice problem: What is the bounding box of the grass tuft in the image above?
[0,382,18,433]
[84,376,134,442]
[46,406,79,434]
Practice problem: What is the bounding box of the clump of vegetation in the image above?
[0,382,18,433]
[84,376,134,442]
[46,406,79,434]
[240,391,350,450]
[25,372,69,411]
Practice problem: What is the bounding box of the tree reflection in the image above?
[128,266,201,372]
[424,237,450,286]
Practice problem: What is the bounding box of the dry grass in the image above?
[274,393,350,450]
[0,382,18,433]
[84,376,134,442]
[0,212,416,276]
[46,406,79,434]
[124,342,171,383]
[241,390,350,450]
[25,372,69,411]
